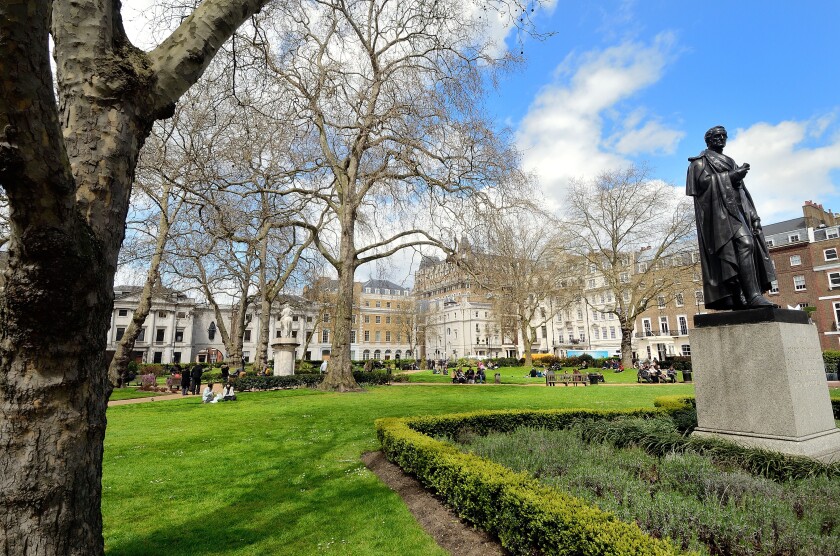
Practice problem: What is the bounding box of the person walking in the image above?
[190,363,204,395]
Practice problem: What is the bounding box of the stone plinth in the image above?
[690,308,840,463]
[271,339,299,376]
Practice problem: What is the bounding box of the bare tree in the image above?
[246,0,528,390]
[462,205,577,366]
[563,166,697,369]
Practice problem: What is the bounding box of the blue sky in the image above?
[493,0,840,224]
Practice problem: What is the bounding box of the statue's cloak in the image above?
[686,149,775,309]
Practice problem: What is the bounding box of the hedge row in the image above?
[230,371,405,391]
[376,408,684,556]
[823,350,840,372]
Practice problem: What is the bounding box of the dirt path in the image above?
[361,451,507,556]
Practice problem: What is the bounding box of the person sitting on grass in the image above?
[202,383,218,404]
[221,383,236,401]
[466,368,475,384]
[452,369,466,384]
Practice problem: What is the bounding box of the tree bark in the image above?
[0,0,270,552]
[320,213,361,391]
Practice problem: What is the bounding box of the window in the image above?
[155,328,165,342]
[386,302,391,308]
[829,229,840,239]
[794,275,806,291]
[350,330,356,343]
[396,316,402,325]
[609,327,616,339]
[830,272,840,289]
[157,311,167,318]
[657,296,666,309]
[681,344,691,357]
[594,328,600,340]
[384,289,390,295]
[118,309,128,317]
[364,330,370,341]
[352,314,357,324]
[385,331,391,342]
[695,291,704,305]
[323,313,330,322]
[175,329,184,343]
[659,316,669,335]
[364,315,370,324]
[363,350,370,360]
[834,302,840,329]
[642,319,652,336]
[541,325,547,339]
[385,316,391,324]
[364,301,370,307]
[291,330,298,338]
[375,331,381,342]
[373,350,381,360]
[576,308,583,319]
[622,291,630,302]
[322,329,329,343]
[790,254,802,266]
[769,280,779,294]
[397,332,402,342]
[675,293,684,307]
[173,352,181,363]
[766,239,774,246]
[375,288,380,294]
[244,329,251,342]
[306,316,312,323]
[789,234,800,242]
[115,327,125,341]
[375,315,381,324]
[593,311,598,321]
[620,272,629,283]
[365,288,371,293]
[177,311,186,319]
[375,301,381,308]
[825,248,838,261]
[292,315,299,321]
[678,316,688,335]
[578,327,586,343]
[136,327,146,342]
[588,279,595,288]
[153,351,162,364]
[601,326,607,339]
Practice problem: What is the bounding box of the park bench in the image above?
[545,370,556,386]
[557,373,589,386]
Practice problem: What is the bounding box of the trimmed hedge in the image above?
[230,370,405,391]
[823,350,840,373]
[377,408,685,556]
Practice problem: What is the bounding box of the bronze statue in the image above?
[686,126,776,310]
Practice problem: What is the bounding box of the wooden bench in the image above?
[558,373,589,386]
[545,370,556,386]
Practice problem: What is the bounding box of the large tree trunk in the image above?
[0,0,270,551]
[620,322,634,370]
[320,214,360,391]
[254,295,272,370]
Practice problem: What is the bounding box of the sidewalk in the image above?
[108,383,225,407]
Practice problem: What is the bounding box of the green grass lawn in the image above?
[103,382,693,555]
[400,365,684,385]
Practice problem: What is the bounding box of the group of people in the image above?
[202,382,237,403]
[451,366,486,384]
[636,362,677,384]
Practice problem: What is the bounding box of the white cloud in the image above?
[726,118,840,223]
[516,33,683,205]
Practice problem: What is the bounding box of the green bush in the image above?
[139,363,165,376]
[823,350,840,373]
[532,355,561,368]
[376,411,683,555]
[230,370,406,391]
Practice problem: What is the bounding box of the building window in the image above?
[115,327,125,341]
[659,316,669,335]
[364,301,370,307]
[373,350,381,360]
[541,325,547,338]
[375,315,381,324]
[306,316,312,323]
[790,254,802,266]
[352,314,357,324]
[642,319,652,336]
[609,327,616,339]
[322,329,329,343]
[825,248,838,261]
[793,275,806,291]
[118,309,128,317]
[833,302,840,329]
[657,296,666,309]
[766,238,774,246]
[364,330,370,341]
[789,234,800,242]
[175,328,184,343]
[375,288,380,294]
[375,331,381,342]
[594,328,600,340]
[678,316,688,335]
[695,290,704,305]
[350,330,356,343]
[157,311,167,318]
[386,316,391,324]
[323,313,330,323]
[177,311,186,319]
[365,288,371,293]
[681,344,691,357]
[386,302,391,308]
[769,280,779,294]
[137,328,146,342]
[363,349,370,360]
[364,315,370,324]
[155,328,165,342]
[291,331,298,338]
[173,352,181,363]
[675,293,684,306]
[578,327,586,343]
[829,272,840,289]
[244,329,251,342]
[620,272,629,283]
[375,301,381,308]
[153,351,162,364]
[385,331,391,342]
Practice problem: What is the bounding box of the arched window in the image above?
[405,350,412,358]
[395,350,402,360]
[362,350,370,360]
[373,350,381,360]
[384,349,392,360]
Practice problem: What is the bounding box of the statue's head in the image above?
[704,126,727,149]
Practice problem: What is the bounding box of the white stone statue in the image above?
[279,306,293,338]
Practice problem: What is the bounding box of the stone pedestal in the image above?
[271,339,299,376]
[690,308,840,462]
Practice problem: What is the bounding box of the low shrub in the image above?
[488,357,519,367]
[532,354,561,368]
[230,370,406,391]
[138,374,157,390]
[377,411,683,555]
[139,363,165,377]
[823,350,840,373]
